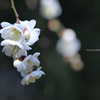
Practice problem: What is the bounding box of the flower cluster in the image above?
[56,28,81,58]
[0,20,45,85]
[56,28,84,71]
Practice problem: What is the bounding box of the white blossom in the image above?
[13,52,40,77]
[40,0,62,20]
[61,29,76,42]
[56,38,81,58]
[21,67,45,85]
[0,22,24,42]
[19,20,40,45]
[1,39,31,59]
[56,29,81,58]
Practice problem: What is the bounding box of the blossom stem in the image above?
[11,0,20,24]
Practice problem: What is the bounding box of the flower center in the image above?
[11,28,21,41]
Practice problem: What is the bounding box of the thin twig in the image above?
[11,0,20,24]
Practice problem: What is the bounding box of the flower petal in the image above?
[34,28,41,34]
[19,20,29,26]
[33,52,40,58]
[14,23,24,31]
[27,20,36,31]
[26,30,40,45]
[2,45,14,57]
[1,22,11,28]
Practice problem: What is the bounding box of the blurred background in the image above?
[0,0,100,100]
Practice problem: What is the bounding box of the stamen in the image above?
[23,28,28,34]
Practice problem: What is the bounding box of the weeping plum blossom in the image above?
[56,28,81,58]
[21,67,45,85]
[61,29,77,42]
[40,0,62,20]
[14,52,40,77]
[0,22,24,42]
[19,20,40,45]
[1,39,31,58]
